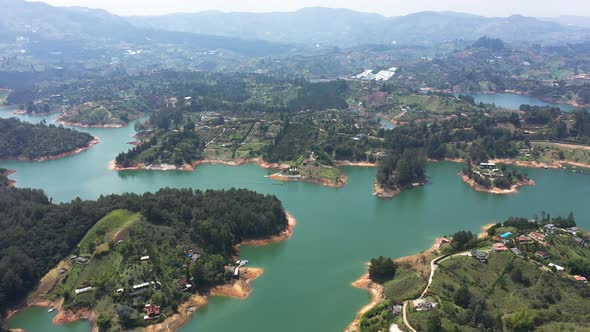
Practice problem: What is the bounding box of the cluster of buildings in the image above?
[484,223,589,283]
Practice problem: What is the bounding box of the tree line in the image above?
[0,118,94,160]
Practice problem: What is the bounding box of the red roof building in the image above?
[574,275,588,282]
[144,304,161,319]
[529,232,546,242]
[516,235,533,244]
[493,243,509,251]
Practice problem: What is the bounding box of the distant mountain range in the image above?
[128,7,590,47]
[0,0,289,56]
[2,0,590,61]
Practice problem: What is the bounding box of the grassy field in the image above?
[78,209,141,255]
[383,267,427,303]
[529,141,590,166]
[315,165,343,182]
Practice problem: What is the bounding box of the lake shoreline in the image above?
[372,180,425,199]
[2,137,99,163]
[2,169,16,188]
[459,172,535,195]
[143,210,296,332]
[268,172,347,188]
[346,237,447,331]
[110,158,374,188]
[109,157,289,172]
[502,89,590,109]
[451,90,589,109]
[56,119,124,128]
[12,109,59,116]
[7,211,297,332]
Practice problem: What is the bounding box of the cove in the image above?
[2,106,589,332]
[464,93,578,112]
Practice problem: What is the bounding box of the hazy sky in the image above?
[31,0,590,17]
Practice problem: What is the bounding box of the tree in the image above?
[369,256,397,283]
[509,308,537,332]
[510,268,523,284]
[453,284,471,308]
[427,311,442,332]
[451,231,476,251]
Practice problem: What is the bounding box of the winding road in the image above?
[402,251,469,332]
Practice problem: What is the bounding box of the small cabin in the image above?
[75,286,93,295]
[479,162,496,169]
[548,263,565,272]
[144,304,161,320]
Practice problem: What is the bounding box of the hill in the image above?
[0,187,289,331]
[128,8,590,47]
[354,214,590,332]
[0,0,289,65]
[0,117,96,160]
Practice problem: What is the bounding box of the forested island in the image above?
[351,213,590,332]
[0,118,97,161]
[0,184,291,331]
[461,161,534,194]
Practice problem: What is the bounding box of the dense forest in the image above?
[115,130,202,167]
[0,185,287,328]
[0,118,95,160]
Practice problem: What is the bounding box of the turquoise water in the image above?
[7,307,89,332]
[2,106,589,332]
[466,93,578,112]
[379,116,395,130]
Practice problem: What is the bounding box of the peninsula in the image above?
[0,117,97,161]
[0,186,295,332]
[350,213,590,332]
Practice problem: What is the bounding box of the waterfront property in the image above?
[144,304,161,320]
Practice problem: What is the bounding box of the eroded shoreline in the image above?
[459,172,536,195]
[110,158,373,188]
[8,211,297,332]
[2,169,16,188]
[345,237,447,332]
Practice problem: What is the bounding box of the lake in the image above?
[465,93,578,112]
[2,106,589,332]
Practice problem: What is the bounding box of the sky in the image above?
[31,0,590,17]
